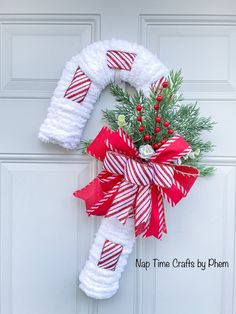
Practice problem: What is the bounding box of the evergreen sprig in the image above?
[102,70,215,176]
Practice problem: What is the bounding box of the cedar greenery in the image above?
[83,70,215,176]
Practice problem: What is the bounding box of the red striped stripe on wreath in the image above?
[107,50,136,71]
[151,76,165,92]
[64,66,91,104]
[97,239,123,271]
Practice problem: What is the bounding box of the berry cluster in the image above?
[136,80,174,149]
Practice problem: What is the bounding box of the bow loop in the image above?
[106,128,139,158]
[150,134,192,163]
[103,151,128,175]
[124,159,153,186]
[152,163,174,188]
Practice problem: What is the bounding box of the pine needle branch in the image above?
[101,71,216,176]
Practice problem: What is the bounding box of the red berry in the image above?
[137,116,142,122]
[153,143,159,150]
[155,116,161,123]
[163,121,169,127]
[139,126,144,132]
[168,129,174,135]
[156,95,163,102]
[154,103,159,110]
[155,127,161,133]
[162,81,168,88]
[144,134,150,141]
[136,105,142,111]
[161,139,166,144]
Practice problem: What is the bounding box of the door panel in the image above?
[0,159,96,314]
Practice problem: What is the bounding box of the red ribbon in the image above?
[74,127,199,239]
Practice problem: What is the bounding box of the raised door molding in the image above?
[0,14,100,98]
[139,15,236,100]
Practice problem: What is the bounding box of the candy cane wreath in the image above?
[39,39,198,299]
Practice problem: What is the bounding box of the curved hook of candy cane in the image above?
[38,39,168,149]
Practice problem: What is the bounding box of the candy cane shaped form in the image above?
[38,39,170,299]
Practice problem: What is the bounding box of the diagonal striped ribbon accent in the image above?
[87,182,121,214]
[117,128,139,156]
[105,181,138,224]
[134,185,152,236]
[97,239,123,271]
[103,151,128,175]
[160,177,188,207]
[152,163,174,188]
[156,191,167,239]
[107,50,136,71]
[173,178,187,196]
[105,139,121,154]
[160,188,176,207]
[64,66,91,104]
[150,134,192,163]
[124,159,153,186]
[151,76,165,92]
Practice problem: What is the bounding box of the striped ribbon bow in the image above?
[74,127,199,239]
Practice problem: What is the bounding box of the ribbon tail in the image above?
[105,181,138,224]
[145,186,167,239]
[87,181,121,216]
[98,169,123,193]
[134,186,152,237]
[173,165,199,197]
[74,171,122,216]
[161,165,199,207]
[73,177,104,214]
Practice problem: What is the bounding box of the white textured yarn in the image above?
[39,39,168,149]
[79,217,135,299]
[39,39,168,299]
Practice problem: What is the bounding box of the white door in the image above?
[0,1,235,314]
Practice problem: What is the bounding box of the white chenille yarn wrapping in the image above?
[79,217,135,299]
[39,39,168,149]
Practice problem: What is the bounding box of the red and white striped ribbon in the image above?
[150,134,192,162]
[74,128,198,241]
[134,185,152,236]
[103,153,159,235]
[124,159,153,186]
[64,66,91,103]
[107,50,136,71]
[105,140,120,155]
[152,163,174,188]
[103,152,128,175]
[106,181,138,224]
[173,178,187,196]
[117,128,139,156]
[156,191,167,239]
[87,181,121,214]
[97,239,123,271]
[97,150,187,236]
